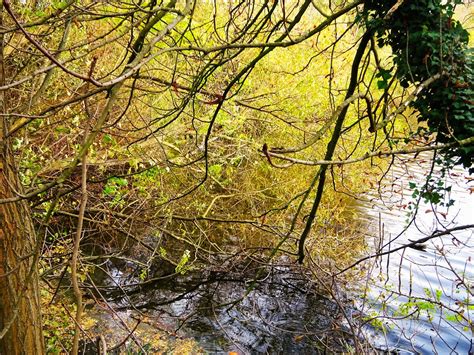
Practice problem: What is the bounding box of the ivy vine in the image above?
[363,0,473,172]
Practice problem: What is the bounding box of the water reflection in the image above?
[359,153,473,354]
[95,260,355,354]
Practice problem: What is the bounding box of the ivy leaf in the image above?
[377,80,388,90]
[376,69,392,90]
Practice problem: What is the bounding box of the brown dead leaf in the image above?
[294,335,305,342]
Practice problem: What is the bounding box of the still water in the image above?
[92,258,355,353]
[89,153,472,354]
[359,154,473,354]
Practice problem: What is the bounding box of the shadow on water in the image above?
[86,258,357,354]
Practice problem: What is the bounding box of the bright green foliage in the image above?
[175,249,191,274]
[103,177,128,196]
[103,177,129,207]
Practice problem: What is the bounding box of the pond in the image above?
[87,257,356,354]
[358,153,474,354]
[84,153,472,354]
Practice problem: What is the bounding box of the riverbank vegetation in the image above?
[0,0,472,353]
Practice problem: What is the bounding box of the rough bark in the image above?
[0,161,45,354]
[0,1,45,352]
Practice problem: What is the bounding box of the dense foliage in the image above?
[0,0,472,353]
[363,0,473,171]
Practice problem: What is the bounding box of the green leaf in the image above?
[175,249,191,274]
[209,164,222,177]
[376,80,387,90]
[102,134,114,144]
[115,178,128,186]
[416,301,435,311]
[103,186,116,195]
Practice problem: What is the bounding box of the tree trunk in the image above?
[0,161,45,354]
[0,2,45,353]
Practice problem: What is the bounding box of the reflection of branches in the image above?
[438,245,474,297]
[306,253,365,353]
[85,274,146,352]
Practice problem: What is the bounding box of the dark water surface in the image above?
[92,260,355,354]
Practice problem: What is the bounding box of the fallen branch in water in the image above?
[335,224,474,275]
